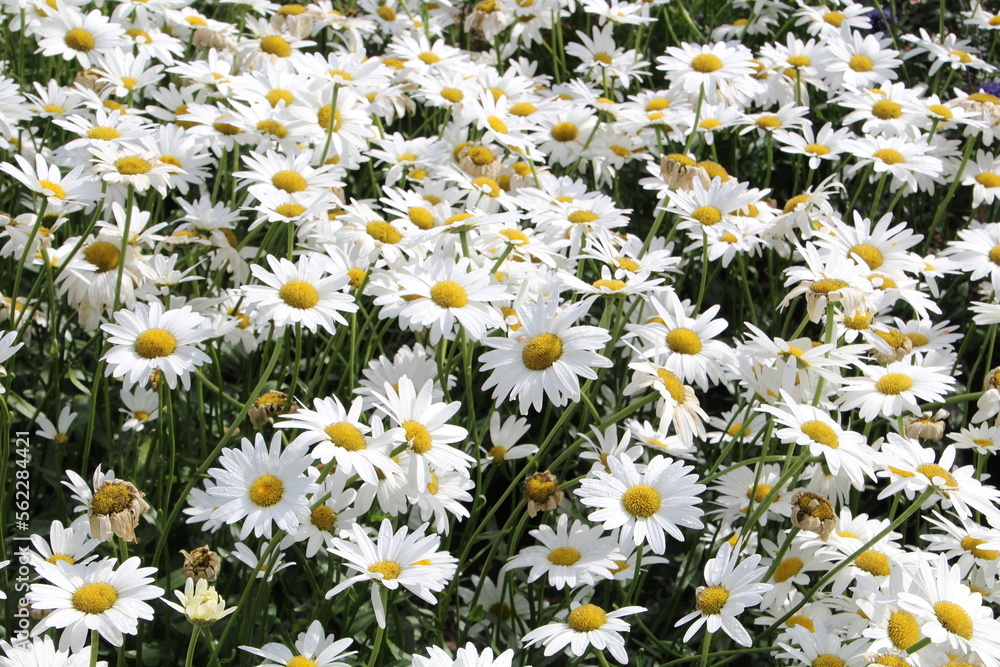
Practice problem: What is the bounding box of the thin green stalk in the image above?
[184,626,201,667]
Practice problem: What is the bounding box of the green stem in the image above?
[184,626,201,667]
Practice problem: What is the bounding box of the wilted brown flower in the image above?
[905,409,948,441]
[249,390,295,429]
[660,154,711,192]
[791,490,836,541]
[88,468,150,543]
[524,470,563,518]
[181,545,222,583]
[869,329,914,364]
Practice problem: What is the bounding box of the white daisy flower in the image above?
[275,394,402,486]
[101,301,215,391]
[575,453,705,555]
[27,557,164,653]
[481,412,537,467]
[240,620,355,667]
[206,432,319,540]
[521,600,646,664]
[837,360,955,421]
[504,513,621,590]
[479,297,612,414]
[28,519,102,570]
[898,554,1000,666]
[241,254,358,334]
[326,519,457,629]
[675,542,772,647]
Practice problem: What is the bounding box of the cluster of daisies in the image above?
[3,0,1000,664]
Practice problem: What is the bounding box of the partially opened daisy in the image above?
[326,519,457,628]
[675,542,772,647]
[575,453,705,555]
[27,557,164,653]
[240,620,355,667]
[205,432,318,540]
[479,297,612,414]
[101,301,215,391]
[521,600,646,664]
[241,254,358,334]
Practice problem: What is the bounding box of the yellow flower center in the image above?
[550,122,579,142]
[695,585,729,614]
[133,328,178,359]
[699,118,721,130]
[813,656,845,667]
[962,536,999,560]
[403,420,432,454]
[91,484,133,515]
[64,28,96,52]
[522,333,563,370]
[773,557,803,583]
[417,51,440,65]
[324,422,367,451]
[756,115,781,130]
[933,601,973,639]
[258,35,291,57]
[317,106,343,132]
[745,484,773,504]
[621,484,661,518]
[249,474,284,507]
[567,604,607,632]
[46,554,76,565]
[88,126,124,145]
[376,5,397,20]
[666,328,702,355]
[507,103,536,118]
[256,119,288,138]
[265,88,294,107]
[917,463,957,487]
[472,176,500,197]
[690,53,723,73]
[278,280,320,309]
[84,241,120,273]
[872,99,902,119]
[466,146,495,166]
[72,583,118,614]
[368,560,402,580]
[212,116,241,135]
[310,505,337,532]
[114,157,152,175]
[800,420,839,449]
[440,88,464,103]
[804,143,830,155]
[430,280,469,308]
[849,55,873,72]
[271,170,307,193]
[656,368,686,403]
[854,550,891,576]
[691,205,722,226]
[786,615,815,632]
[275,203,306,218]
[488,445,507,462]
[875,373,913,395]
[847,243,884,270]
[500,228,528,245]
[592,278,626,291]
[949,49,972,63]
[810,278,848,294]
[886,610,921,650]
[873,148,905,165]
[823,11,845,25]
[367,220,401,244]
[548,546,581,566]
[787,55,811,67]
[977,173,1000,188]
[347,268,366,288]
[286,656,317,667]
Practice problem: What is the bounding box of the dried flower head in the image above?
[870,329,914,364]
[181,545,222,583]
[790,490,836,541]
[905,409,948,441]
[985,366,1000,392]
[660,155,711,192]
[88,470,150,543]
[249,390,295,429]
[524,470,564,518]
